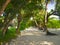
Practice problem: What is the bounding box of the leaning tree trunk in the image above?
[1,13,9,30]
[2,19,13,36]
[0,0,11,15]
[34,20,39,27]
[16,14,22,34]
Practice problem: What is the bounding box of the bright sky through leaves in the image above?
[47,0,56,12]
[47,0,59,19]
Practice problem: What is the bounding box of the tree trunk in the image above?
[2,19,13,36]
[44,1,57,35]
[34,20,39,27]
[1,14,9,30]
[16,14,22,34]
[0,0,11,15]
[43,1,48,32]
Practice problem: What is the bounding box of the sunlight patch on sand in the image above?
[40,41,54,45]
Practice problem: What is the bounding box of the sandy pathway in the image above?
[9,27,60,45]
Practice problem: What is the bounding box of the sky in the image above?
[47,0,59,19]
[47,0,56,12]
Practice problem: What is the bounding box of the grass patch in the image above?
[47,20,60,28]
[0,27,17,42]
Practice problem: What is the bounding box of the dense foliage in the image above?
[0,0,60,44]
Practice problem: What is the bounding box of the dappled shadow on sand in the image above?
[9,34,60,45]
[9,30,60,45]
